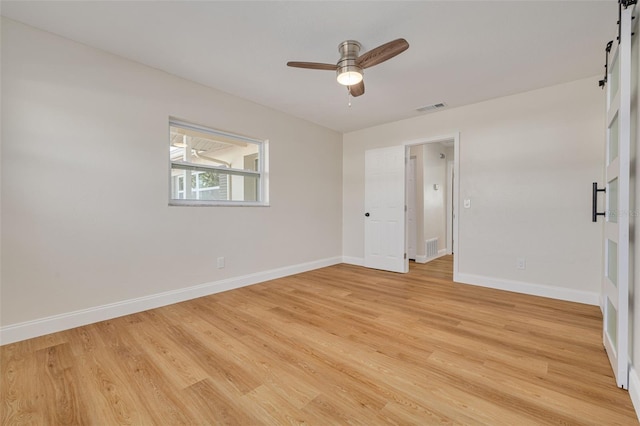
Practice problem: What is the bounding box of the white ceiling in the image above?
[1,1,617,133]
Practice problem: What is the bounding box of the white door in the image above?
[407,157,417,260]
[364,146,408,273]
[602,3,633,390]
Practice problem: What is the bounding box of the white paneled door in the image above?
[602,3,634,390]
[364,146,408,273]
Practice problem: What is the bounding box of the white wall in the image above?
[0,19,343,336]
[343,77,605,303]
[408,143,453,259]
[409,145,424,258]
[422,143,449,252]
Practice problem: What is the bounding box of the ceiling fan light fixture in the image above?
[287,38,408,97]
[336,64,363,86]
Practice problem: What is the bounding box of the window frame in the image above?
[168,118,269,207]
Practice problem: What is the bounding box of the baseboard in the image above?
[0,256,342,345]
[342,256,364,266]
[416,250,448,264]
[599,294,604,314]
[343,251,449,266]
[629,366,640,421]
[454,272,599,306]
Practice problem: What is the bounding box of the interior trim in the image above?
[0,256,342,345]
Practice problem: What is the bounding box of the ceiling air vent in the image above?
[416,102,446,113]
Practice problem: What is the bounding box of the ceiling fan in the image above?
[287,38,409,97]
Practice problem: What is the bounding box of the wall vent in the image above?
[425,238,439,259]
[416,102,446,113]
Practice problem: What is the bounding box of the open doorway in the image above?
[362,134,458,275]
[405,137,456,265]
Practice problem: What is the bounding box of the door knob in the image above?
[365,212,370,217]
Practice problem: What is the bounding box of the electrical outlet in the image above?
[217,257,225,269]
[517,258,526,270]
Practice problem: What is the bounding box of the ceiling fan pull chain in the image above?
[348,87,352,107]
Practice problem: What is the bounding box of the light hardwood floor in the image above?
[1,256,638,425]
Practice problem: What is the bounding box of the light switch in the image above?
[464,199,471,208]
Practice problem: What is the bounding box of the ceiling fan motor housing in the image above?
[336,40,363,85]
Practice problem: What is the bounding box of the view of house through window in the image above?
[169,119,267,205]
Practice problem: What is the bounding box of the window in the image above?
[169,119,268,206]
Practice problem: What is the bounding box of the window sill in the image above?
[169,200,270,207]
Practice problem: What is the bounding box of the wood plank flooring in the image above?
[2,256,638,425]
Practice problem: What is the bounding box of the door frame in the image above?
[407,156,418,260]
[403,132,460,278]
[446,159,454,255]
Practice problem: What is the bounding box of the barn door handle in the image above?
[592,182,606,222]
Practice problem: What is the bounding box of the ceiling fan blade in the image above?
[286,61,338,71]
[349,80,365,97]
[356,38,409,69]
